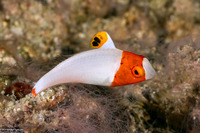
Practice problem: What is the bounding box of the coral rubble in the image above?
[0,0,200,132]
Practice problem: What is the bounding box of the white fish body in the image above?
[32,31,156,97]
[33,49,122,94]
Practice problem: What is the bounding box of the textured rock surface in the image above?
[0,0,200,132]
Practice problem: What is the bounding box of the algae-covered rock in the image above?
[0,0,200,133]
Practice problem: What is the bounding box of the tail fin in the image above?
[32,88,37,98]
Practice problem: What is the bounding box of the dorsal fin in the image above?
[90,31,116,49]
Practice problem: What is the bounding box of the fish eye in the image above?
[134,70,139,75]
[132,66,145,78]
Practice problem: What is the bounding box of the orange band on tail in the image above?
[111,51,145,87]
[32,88,37,98]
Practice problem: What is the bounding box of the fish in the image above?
[32,31,156,97]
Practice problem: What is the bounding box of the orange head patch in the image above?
[90,31,108,48]
[111,51,145,86]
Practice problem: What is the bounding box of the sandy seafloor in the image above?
[0,0,200,133]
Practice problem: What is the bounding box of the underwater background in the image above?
[0,0,200,132]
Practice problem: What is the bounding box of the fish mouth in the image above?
[142,58,156,80]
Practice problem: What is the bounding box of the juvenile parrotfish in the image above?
[32,31,156,97]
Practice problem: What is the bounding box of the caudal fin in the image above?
[32,88,37,98]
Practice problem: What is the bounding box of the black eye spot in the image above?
[94,37,101,43]
[92,41,98,46]
[134,70,139,75]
